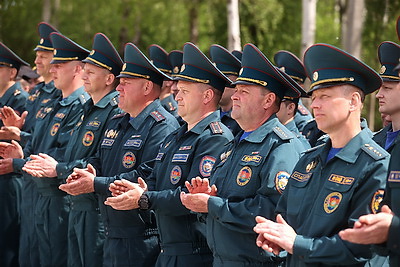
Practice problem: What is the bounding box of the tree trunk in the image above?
[189,0,199,45]
[341,0,365,59]
[227,0,241,51]
[301,0,317,60]
[42,0,51,22]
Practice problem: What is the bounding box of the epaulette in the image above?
[304,143,324,154]
[150,110,166,122]
[111,112,126,119]
[209,121,224,134]
[110,96,118,106]
[298,105,310,116]
[79,94,90,105]
[273,126,293,141]
[361,143,388,160]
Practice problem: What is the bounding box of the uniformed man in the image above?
[180,43,304,266]
[149,44,179,119]
[274,50,313,133]
[339,18,400,267]
[168,49,183,98]
[210,44,242,136]
[0,41,29,267]
[58,42,179,266]
[0,32,90,267]
[253,43,389,267]
[103,42,234,267]
[22,32,122,267]
[372,41,400,152]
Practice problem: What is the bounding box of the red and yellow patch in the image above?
[82,131,95,147]
[50,123,60,136]
[237,166,252,186]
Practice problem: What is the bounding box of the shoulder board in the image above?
[150,110,166,122]
[273,126,294,141]
[298,105,310,116]
[361,143,388,160]
[111,112,126,119]
[304,143,324,154]
[79,94,90,104]
[110,96,118,106]
[209,121,224,134]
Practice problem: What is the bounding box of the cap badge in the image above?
[313,71,318,81]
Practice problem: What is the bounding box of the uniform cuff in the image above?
[387,215,400,253]
[20,131,31,147]
[94,176,110,195]
[293,235,313,261]
[12,158,25,174]
[207,196,224,219]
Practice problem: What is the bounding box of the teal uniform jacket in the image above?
[276,129,389,266]
[21,81,61,146]
[0,82,27,267]
[284,119,311,151]
[206,115,303,266]
[220,108,242,137]
[91,100,179,266]
[18,81,60,267]
[54,90,120,267]
[379,142,400,267]
[145,111,233,265]
[373,124,400,153]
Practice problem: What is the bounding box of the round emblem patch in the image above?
[122,151,136,168]
[170,165,182,185]
[313,71,318,81]
[237,166,252,186]
[323,192,342,214]
[50,123,60,136]
[82,131,95,146]
[275,171,290,194]
[173,66,179,74]
[371,189,384,214]
[199,156,216,177]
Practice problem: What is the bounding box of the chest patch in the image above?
[124,139,142,148]
[328,174,354,185]
[172,154,189,162]
[170,165,182,185]
[101,138,114,146]
[87,120,101,128]
[237,166,252,186]
[241,155,262,163]
[388,171,400,182]
[82,131,94,146]
[50,123,60,136]
[122,151,136,168]
[291,171,311,182]
[199,156,216,177]
[323,192,342,214]
[275,171,290,194]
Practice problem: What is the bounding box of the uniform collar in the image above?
[237,114,279,143]
[219,108,232,118]
[322,128,370,164]
[129,99,162,130]
[189,110,220,135]
[59,86,87,106]
[285,119,300,134]
[42,80,57,93]
[94,90,119,108]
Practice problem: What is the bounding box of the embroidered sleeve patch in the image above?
[199,156,216,177]
[370,189,385,214]
[275,171,290,194]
